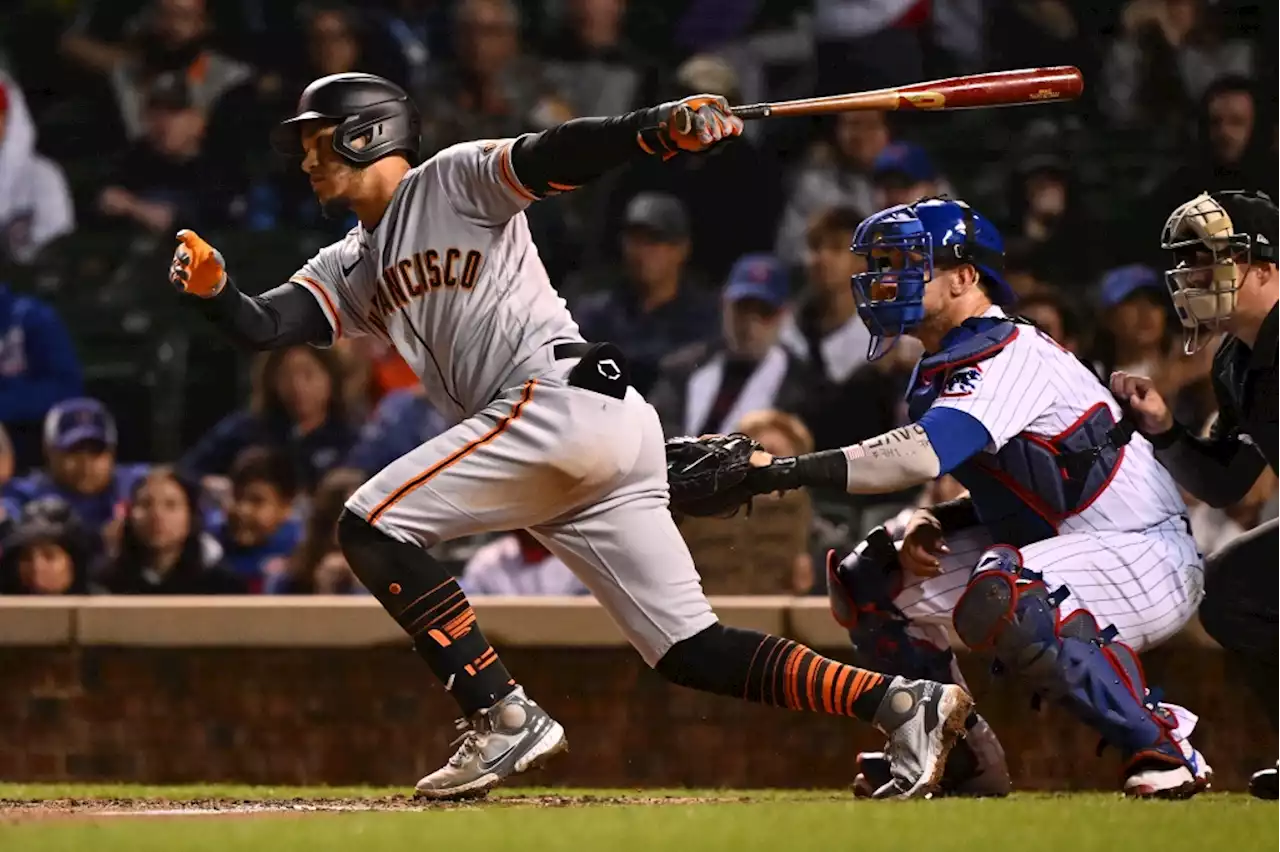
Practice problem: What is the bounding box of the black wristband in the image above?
[1145,421,1187,450]
[753,449,848,494]
[930,497,978,533]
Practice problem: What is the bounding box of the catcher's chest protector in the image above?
[907,319,1129,547]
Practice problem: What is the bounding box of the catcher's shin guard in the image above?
[953,546,1188,771]
[827,527,955,682]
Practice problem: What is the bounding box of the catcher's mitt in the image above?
[665,433,765,518]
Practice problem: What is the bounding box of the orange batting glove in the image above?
[638,94,744,159]
[169,229,227,298]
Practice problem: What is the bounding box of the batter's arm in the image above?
[191,278,332,351]
[507,95,742,198]
[1147,418,1267,509]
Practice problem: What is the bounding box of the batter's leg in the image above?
[1196,518,1279,799]
[529,407,972,799]
[337,381,580,800]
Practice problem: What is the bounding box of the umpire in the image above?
[1111,189,1278,799]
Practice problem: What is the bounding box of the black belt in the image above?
[553,342,593,360]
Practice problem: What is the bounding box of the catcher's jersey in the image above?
[925,308,1189,536]
[290,140,584,421]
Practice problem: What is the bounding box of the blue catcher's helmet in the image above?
[851,197,1013,358]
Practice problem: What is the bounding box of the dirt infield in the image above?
[0,792,749,821]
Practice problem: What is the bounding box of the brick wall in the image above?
[2,643,1272,791]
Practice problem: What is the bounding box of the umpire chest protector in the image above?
[906,318,1132,546]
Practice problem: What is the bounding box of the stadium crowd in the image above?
[0,0,1276,599]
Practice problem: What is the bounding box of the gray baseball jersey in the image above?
[295,139,717,665]
[291,139,584,422]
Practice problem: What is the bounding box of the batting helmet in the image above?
[851,197,1011,359]
[270,73,422,166]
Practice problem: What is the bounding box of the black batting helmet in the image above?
[271,73,422,166]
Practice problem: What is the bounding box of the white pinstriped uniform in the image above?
[289,139,716,665]
[895,309,1205,652]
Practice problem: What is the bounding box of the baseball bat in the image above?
[675,67,1083,130]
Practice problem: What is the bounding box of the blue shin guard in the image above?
[953,546,1187,772]
[827,527,955,682]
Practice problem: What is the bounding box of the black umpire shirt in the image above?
[1148,304,1279,507]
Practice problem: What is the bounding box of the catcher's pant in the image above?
[891,519,1205,654]
[346,359,716,665]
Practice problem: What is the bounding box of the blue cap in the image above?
[723,253,789,308]
[1099,264,1162,309]
[873,142,936,183]
[43,398,118,451]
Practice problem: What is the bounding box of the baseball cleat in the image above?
[854,712,1010,798]
[868,678,973,799]
[1248,764,1279,800]
[1124,703,1211,800]
[414,686,567,800]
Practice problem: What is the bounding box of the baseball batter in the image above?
[168,73,971,800]
[670,198,1211,798]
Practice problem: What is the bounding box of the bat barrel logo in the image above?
[900,91,946,109]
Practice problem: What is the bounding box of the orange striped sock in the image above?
[745,636,889,721]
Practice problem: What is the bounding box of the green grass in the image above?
[1,784,1275,852]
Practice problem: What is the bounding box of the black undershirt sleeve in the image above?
[508,111,653,197]
[190,276,332,350]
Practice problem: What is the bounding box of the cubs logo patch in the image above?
[941,365,982,397]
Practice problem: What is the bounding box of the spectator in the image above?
[345,386,449,476]
[649,254,808,437]
[812,0,927,95]
[871,141,943,209]
[0,424,12,492]
[1141,76,1279,251]
[3,398,146,540]
[268,467,366,595]
[96,72,212,233]
[597,54,783,284]
[572,193,716,395]
[1093,264,1175,377]
[780,207,905,451]
[217,447,303,593]
[100,467,245,594]
[1003,149,1095,287]
[0,505,93,595]
[1102,0,1255,130]
[1017,287,1084,354]
[542,0,653,118]
[677,409,815,594]
[417,0,569,155]
[460,530,588,596]
[0,74,75,265]
[0,284,83,470]
[60,0,252,141]
[775,111,890,265]
[181,346,356,493]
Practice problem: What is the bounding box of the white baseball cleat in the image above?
[868,678,973,800]
[1123,703,1211,799]
[414,686,568,800]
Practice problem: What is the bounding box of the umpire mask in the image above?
[1160,190,1278,354]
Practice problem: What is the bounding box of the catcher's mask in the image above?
[1160,190,1278,353]
[851,197,1012,360]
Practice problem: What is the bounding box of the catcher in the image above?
[668,197,1211,798]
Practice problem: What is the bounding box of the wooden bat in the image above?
[678,67,1083,127]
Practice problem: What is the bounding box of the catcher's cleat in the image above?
[868,678,973,800]
[854,712,1011,798]
[1123,703,1211,800]
[1248,764,1279,800]
[414,686,567,800]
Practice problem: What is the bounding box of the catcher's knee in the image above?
[829,527,953,681]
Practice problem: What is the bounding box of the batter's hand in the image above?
[169,229,227,298]
[1109,371,1174,435]
[638,95,744,159]
[900,509,949,577]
